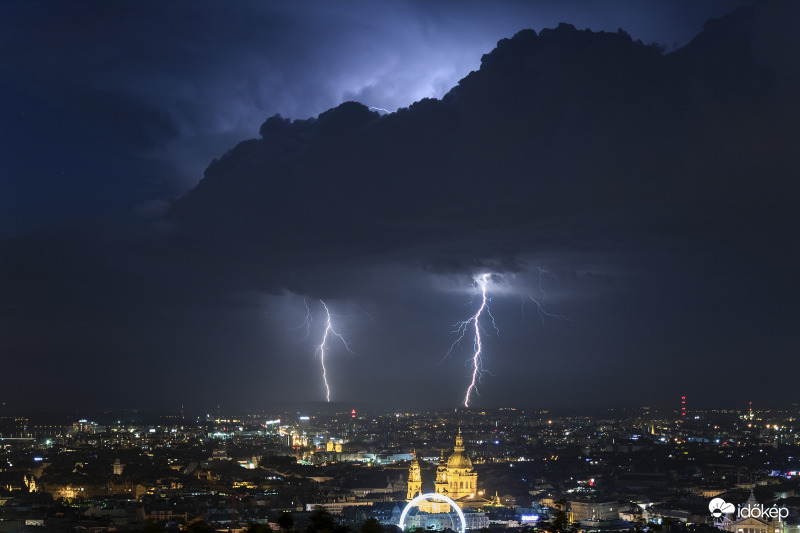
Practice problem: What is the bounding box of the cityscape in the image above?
[2,1,798,533]
[1,403,799,533]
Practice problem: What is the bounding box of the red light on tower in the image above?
[681,396,686,417]
[351,409,356,419]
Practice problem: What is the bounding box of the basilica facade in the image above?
[406,428,490,513]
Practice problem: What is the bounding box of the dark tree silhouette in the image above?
[307,508,336,533]
[278,511,295,533]
[361,518,383,533]
[546,500,576,533]
[187,521,214,533]
[247,524,273,533]
[142,520,164,533]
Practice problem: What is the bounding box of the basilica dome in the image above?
[447,428,473,470]
[447,449,473,470]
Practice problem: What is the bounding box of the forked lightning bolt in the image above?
[292,298,313,338]
[527,268,571,324]
[447,273,498,407]
[317,300,354,402]
[528,295,571,323]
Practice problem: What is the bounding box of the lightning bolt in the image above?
[526,268,571,324]
[291,298,313,338]
[447,273,498,408]
[316,300,354,402]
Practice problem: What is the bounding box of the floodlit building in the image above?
[569,499,619,522]
[404,428,490,529]
[439,428,479,502]
[407,429,486,512]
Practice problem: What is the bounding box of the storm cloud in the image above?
[1,2,798,412]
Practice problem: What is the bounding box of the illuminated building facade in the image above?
[440,429,478,501]
[408,429,489,514]
[407,452,423,501]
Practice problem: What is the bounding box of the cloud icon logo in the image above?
[709,498,736,518]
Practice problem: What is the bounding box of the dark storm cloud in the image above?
[0,0,753,235]
[171,7,800,279]
[162,6,800,408]
[2,2,798,411]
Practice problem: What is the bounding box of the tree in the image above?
[247,524,273,533]
[278,511,295,533]
[547,499,576,533]
[635,517,663,533]
[307,508,336,533]
[187,521,213,533]
[361,518,383,533]
[142,519,165,533]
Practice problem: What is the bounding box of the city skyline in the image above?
[1,1,798,411]
[1,401,796,533]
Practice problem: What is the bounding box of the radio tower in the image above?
[681,396,686,418]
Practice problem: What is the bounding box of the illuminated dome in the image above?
[447,450,473,469]
[447,428,473,470]
[422,427,483,510]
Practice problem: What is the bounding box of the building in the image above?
[404,429,490,529]
[326,440,343,453]
[723,492,785,533]
[407,429,487,512]
[438,429,479,503]
[407,451,423,502]
[569,500,619,522]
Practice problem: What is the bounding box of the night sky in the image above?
[2,1,798,413]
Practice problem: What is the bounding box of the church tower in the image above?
[405,429,490,515]
[406,450,423,502]
[446,428,478,501]
[434,450,448,496]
